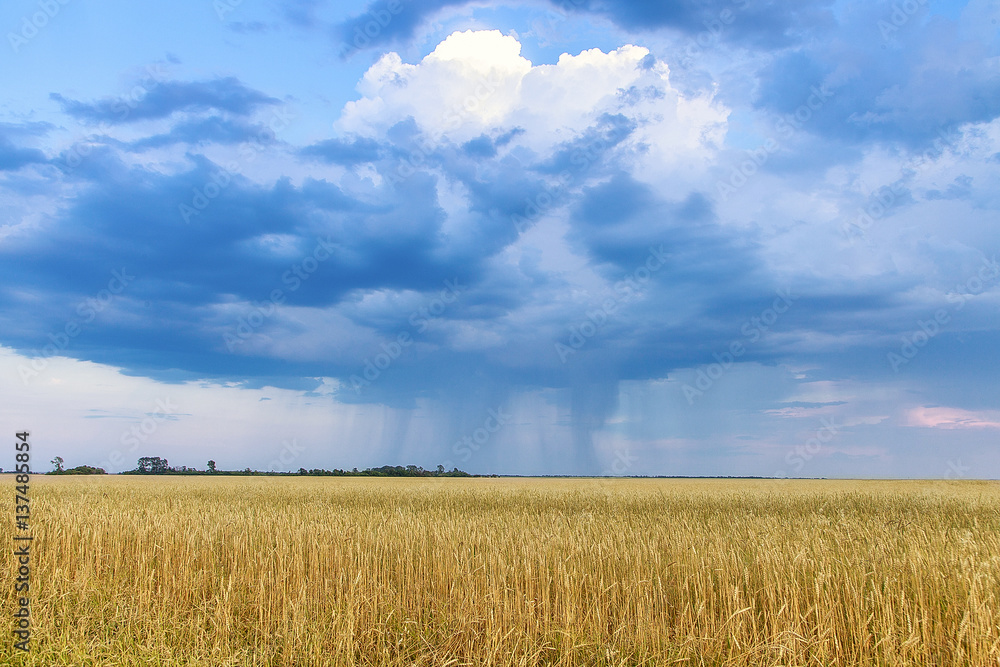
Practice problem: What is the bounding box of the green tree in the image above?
[207,460,216,473]
[137,457,169,473]
[51,456,64,473]
[63,465,106,475]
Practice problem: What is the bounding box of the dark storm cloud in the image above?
[579,0,836,47]
[0,87,952,399]
[6,3,999,429]
[328,0,998,156]
[750,3,1000,151]
[332,0,467,54]
[330,0,836,53]
[0,128,522,380]
[0,149,475,316]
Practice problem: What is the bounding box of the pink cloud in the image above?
[905,406,1000,430]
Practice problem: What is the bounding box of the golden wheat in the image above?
[2,477,999,666]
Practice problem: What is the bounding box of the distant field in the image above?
[3,477,999,666]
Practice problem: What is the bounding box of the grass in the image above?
[2,476,999,666]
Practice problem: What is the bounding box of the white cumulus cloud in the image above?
[337,29,728,171]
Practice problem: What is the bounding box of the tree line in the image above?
[47,456,480,477]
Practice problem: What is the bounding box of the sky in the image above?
[1,0,998,477]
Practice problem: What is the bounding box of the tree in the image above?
[62,465,106,475]
[51,456,64,473]
[437,464,445,474]
[137,456,169,473]
[207,460,216,473]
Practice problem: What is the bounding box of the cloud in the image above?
[50,78,280,124]
[0,121,54,138]
[5,18,1000,475]
[337,30,656,145]
[333,0,468,53]
[300,136,383,164]
[906,406,1000,430]
[4,30,994,406]
[0,344,405,473]
[0,29,918,398]
[283,0,324,27]
[0,137,47,171]
[126,116,276,150]
[0,122,52,171]
[748,2,1000,152]
[338,29,727,173]
[330,0,837,53]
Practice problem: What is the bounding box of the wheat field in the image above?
[2,476,999,666]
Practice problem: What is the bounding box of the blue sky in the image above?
[2,0,998,477]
